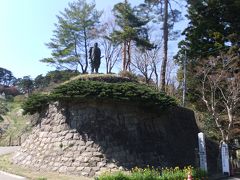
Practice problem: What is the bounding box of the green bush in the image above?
[22,76,177,115]
[22,94,50,115]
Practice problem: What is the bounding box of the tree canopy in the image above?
[111,0,154,71]
[0,67,16,86]
[41,0,102,73]
[176,0,240,142]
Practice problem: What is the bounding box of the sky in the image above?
[0,0,186,79]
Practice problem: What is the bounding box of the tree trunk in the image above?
[122,42,127,71]
[126,41,131,71]
[160,0,169,91]
[83,28,88,74]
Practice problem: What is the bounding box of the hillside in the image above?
[0,97,32,146]
[13,75,199,177]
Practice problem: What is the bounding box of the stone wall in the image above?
[13,100,199,177]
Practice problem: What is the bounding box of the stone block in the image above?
[65,133,73,140]
[64,151,74,158]
[72,161,81,167]
[88,161,97,167]
[39,132,49,138]
[81,171,89,177]
[90,157,101,162]
[44,125,52,132]
[76,166,84,171]
[73,133,80,140]
[60,130,69,136]
[86,147,96,152]
[59,166,68,173]
[81,152,93,157]
[86,141,94,147]
[97,161,106,168]
[67,167,76,172]
[93,152,103,157]
[107,163,117,169]
[79,141,86,146]
[52,126,62,133]
[61,124,70,131]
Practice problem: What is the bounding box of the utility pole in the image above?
[182,50,187,107]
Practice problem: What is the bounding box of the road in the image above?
[0,146,20,155]
[0,171,26,180]
[220,177,240,180]
[224,175,240,180]
[0,146,26,180]
[212,174,240,180]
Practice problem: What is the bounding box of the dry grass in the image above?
[0,153,93,180]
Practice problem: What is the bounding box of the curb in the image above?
[0,170,25,179]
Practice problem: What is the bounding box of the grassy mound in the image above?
[22,75,177,115]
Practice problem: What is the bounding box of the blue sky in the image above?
[0,0,186,79]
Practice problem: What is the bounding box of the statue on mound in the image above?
[89,43,101,73]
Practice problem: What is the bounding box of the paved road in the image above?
[224,175,240,180]
[213,175,240,180]
[0,146,26,180]
[0,171,26,180]
[0,146,20,156]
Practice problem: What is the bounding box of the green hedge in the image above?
[22,78,176,115]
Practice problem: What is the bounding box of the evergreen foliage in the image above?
[175,0,240,104]
[22,75,176,115]
[112,1,154,49]
[34,70,80,89]
[177,0,240,60]
[22,94,50,115]
[0,67,16,86]
[175,0,240,141]
[40,0,102,73]
[111,1,155,70]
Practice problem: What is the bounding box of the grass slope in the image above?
[0,99,32,146]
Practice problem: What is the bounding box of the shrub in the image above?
[52,81,176,107]
[22,75,177,115]
[22,94,50,115]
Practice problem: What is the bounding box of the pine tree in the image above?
[41,0,102,73]
[142,0,181,91]
[111,0,154,71]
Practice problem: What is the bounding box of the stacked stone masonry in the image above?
[13,101,199,177]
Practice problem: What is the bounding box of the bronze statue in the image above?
[89,43,101,73]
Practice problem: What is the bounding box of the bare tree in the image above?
[165,56,178,96]
[102,39,122,74]
[197,53,240,143]
[99,18,122,74]
[132,46,161,86]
